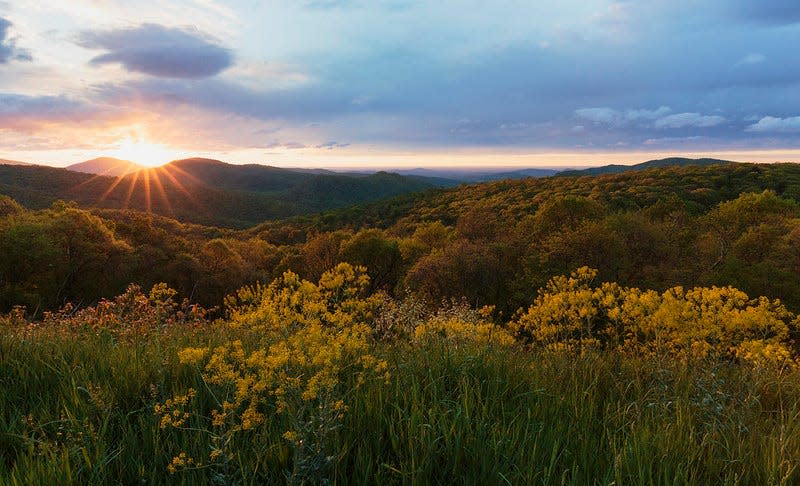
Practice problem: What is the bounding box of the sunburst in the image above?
[109,137,176,168]
[71,138,209,218]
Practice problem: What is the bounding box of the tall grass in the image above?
[2,326,800,485]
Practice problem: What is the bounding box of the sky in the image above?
[1,0,800,169]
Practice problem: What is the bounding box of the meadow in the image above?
[3,264,800,485]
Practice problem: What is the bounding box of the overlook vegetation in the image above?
[4,160,800,484]
[3,264,800,484]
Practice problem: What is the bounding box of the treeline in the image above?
[3,162,800,316]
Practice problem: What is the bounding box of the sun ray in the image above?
[71,160,143,202]
[123,170,141,210]
[143,170,152,213]
[71,172,112,192]
[148,169,174,216]
[161,162,208,188]
[96,174,129,206]
[155,165,201,207]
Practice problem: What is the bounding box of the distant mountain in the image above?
[0,159,33,166]
[163,158,317,193]
[393,167,559,185]
[0,159,437,228]
[468,168,560,182]
[161,158,436,197]
[66,157,145,177]
[556,157,737,177]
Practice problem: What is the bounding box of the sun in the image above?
[109,138,178,167]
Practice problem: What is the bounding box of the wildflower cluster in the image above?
[167,452,198,474]
[162,263,388,482]
[513,267,799,366]
[4,283,211,340]
[153,388,196,429]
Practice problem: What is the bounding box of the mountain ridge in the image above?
[0,161,437,228]
[66,157,145,177]
[556,157,738,177]
[0,159,34,166]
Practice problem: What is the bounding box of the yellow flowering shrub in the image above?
[158,263,388,482]
[513,267,798,365]
[511,267,623,349]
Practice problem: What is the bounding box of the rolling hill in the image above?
[160,158,325,193]
[250,161,800,237]
[66,157,145,177]
[0,159,34,166]
[0,160,437,228]
[392,167,558,184]
[556,157,737,177]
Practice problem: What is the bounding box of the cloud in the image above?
[575,107,619,124]
[575,106,673,126]
[735,53,767,66]
[0,93,112,131]
[316,141,350,149]
[746,116,800,133]
[0,17,32,64]
[264,141,306,149]
[92,76,355,122]
[643,136,705,146]
[653,113,726,129]
[78,23,232,78]
[7,2,800,154]
[624,106,672,121]
[303,0,414,11]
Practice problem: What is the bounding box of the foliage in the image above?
[9,161,800,483]
[0,163,436,228]
[7,163,800,316]
[4,262,800,483]
[158,264,388,483]
[5,271,800,484]
[0,202,130,312]
[513,267,798,367]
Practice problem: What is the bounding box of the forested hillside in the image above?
[3,161,800,316]
[0,162,436,228]
[556,157,736,177]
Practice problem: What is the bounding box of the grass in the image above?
[2,325,800,485]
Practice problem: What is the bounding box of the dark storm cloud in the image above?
[0,17,32,63]
[78,23,233,78]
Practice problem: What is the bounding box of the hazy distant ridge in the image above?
[0,159,34,166]
[66,157,145,177]
[556,157,737,177]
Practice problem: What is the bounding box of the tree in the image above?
[340,230,403,293]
